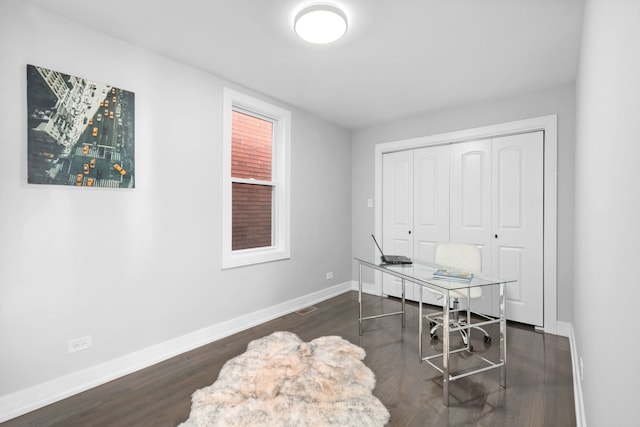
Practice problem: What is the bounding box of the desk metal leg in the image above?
[443,291,450,406]
[499,281,507,388]
[358,262,408,336]
[358,263,363,336]
[418,286,423,363]
[401,278,406,329]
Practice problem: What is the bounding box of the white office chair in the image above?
[425,243,491,348]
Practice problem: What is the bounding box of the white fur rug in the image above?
[179,331,390,426]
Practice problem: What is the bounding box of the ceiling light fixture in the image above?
[294,4,348,44]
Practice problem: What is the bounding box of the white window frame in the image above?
[222,88,291,269]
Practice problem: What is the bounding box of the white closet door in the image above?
[413,145,450,261]
[450,139,495,316]
[413,146,450,305]
[382,150,413,298]
[380,131,546,326]
[492,132,544,326]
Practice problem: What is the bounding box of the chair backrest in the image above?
[435,243,482,274]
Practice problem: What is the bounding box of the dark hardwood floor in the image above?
[2,291,575,426]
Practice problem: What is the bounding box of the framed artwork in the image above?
[26,64,135,188]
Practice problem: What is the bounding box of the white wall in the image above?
[351,84,576,323]
[0,1,352,417]
[574,0,640,425]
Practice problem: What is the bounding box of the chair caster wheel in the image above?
[483,335,492,343]
[430,334,438,340]
[468,345,474,352]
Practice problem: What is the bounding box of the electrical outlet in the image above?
[68,336,92,353]
[326,272,333,280]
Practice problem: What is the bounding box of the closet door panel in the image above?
[414,145,450,305]
[450,141,492,243]
[382,150,414,299]
[414,146,450,261]
[450,140,495,315]
[492,132,544,326]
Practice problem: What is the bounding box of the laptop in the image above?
[371,234,413,265]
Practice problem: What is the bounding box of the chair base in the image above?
[426,296,492,351]
[429,320,492,349]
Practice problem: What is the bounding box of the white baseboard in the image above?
[350,278,380,295]
[0,281,352,423]
[560,321,586,427]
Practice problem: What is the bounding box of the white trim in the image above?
[374,115,558,334]
[349,278,381,296]
[563,322,587,427]
[222,88,291,269]
[0,282,352,423]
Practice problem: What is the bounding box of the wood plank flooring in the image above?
[2,291,575,426]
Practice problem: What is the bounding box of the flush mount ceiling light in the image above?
[294,4,348,44]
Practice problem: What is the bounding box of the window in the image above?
[231,110,273,250]
[222,89,291,268]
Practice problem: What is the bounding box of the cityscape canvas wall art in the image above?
[27,64,135,188]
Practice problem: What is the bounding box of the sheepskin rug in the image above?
[179,331,390,426]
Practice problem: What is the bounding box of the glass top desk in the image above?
[354,257,516,406]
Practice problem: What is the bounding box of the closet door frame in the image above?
[373,115,558,335]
